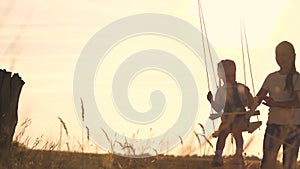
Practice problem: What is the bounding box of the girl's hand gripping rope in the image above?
[207,91,213,103]
[246,96,261,119]
[207,91,222,120]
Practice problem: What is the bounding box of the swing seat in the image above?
[221,110,260,117]
[212,121,262,137]
[211,110,261,138]
[246,121,262,133]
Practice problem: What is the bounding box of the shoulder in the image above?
[266,71,278,78]
[236,83,249,89]
[293,72,300,85]
[236,83,250,93]
[263,71,279,82]
[216,85,226,93]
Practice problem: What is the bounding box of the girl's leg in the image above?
[230,118,245,164]
[232,132,243,155]
[232,117,246,156]
[212,129,230,166]
[260,124,282,169]
[216,128,230,155]
[282,125,300,169]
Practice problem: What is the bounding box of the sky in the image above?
[1,0,300,158]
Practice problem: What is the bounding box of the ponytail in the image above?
[285,61,296,93]
[279,41,297,94]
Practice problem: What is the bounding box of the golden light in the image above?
[196,0,287,47]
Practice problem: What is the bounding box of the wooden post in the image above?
[0,69,25,159]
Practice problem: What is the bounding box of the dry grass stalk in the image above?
[80,97,85,122]
[15,118,32,142]
[198,123,205,134]
[57,116,68,136]
[201,134,213,149]
[193,131,202,155]
[244,135,255,151]
[76,139,84,152]
[116,141,124,149]
[46,140,58,150]
[153,148,158,156]
[57,117,69,151]
[24,136,31,147]
[31,135,43,150]
[66,142,70,152]
[230,133,234,155]
[41,141,48,150]
[86,126,90,141]
[121,145,135,155]
[80,98,85,153]
[101,128,114,153]
[178,136,183,147]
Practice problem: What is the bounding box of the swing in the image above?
[211,110,262,138]
[197,0,262,137]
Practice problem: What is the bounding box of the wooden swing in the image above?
[197,0,262,137]
[211,110,262,138]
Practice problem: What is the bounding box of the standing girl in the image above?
[256,41,300,169]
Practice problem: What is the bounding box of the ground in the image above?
[1,148,292,169]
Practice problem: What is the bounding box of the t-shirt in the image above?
[262,71,300,125]
[213,82,253,114]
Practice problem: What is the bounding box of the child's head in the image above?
[275,41,297,92]
[275,41,295,70]
[217,59,236,83]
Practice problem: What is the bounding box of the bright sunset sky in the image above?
[1,0,300,158]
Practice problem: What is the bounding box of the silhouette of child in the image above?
[207,59,254,166]
[256,41,300,169]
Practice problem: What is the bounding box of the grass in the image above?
[2,100,299,169]
[4,144,267,169]
[2,117,294,169]
[5,143,296,169]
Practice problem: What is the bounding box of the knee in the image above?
[218,130,230,138]
[232,130,243,137]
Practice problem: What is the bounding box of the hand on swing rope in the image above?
[262,96,277,107]
[207,91,213,103]
[245,96,261,119]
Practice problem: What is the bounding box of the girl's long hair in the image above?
[279,41,297,93]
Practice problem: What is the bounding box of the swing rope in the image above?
[240,19,255,95]
[197,0,217,131]
[197,0,218,89]
[199,1,218,89]
[197,1,261,134]
[240,18,260,124]
[240,19,247,86]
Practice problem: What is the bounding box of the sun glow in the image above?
[195,0,287,47]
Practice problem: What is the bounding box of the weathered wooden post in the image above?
[0,69,25,159]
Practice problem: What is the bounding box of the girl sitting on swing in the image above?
[207,59,254,166]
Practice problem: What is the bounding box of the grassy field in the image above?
[4,117,297,169]
[1,143,291,169]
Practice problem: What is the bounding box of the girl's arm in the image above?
[207,91,223,113]
[244,87,254,108]
[245,88,268,119]
[210,100,223,113]
[256,88,269,102]
[263,91,300,108]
